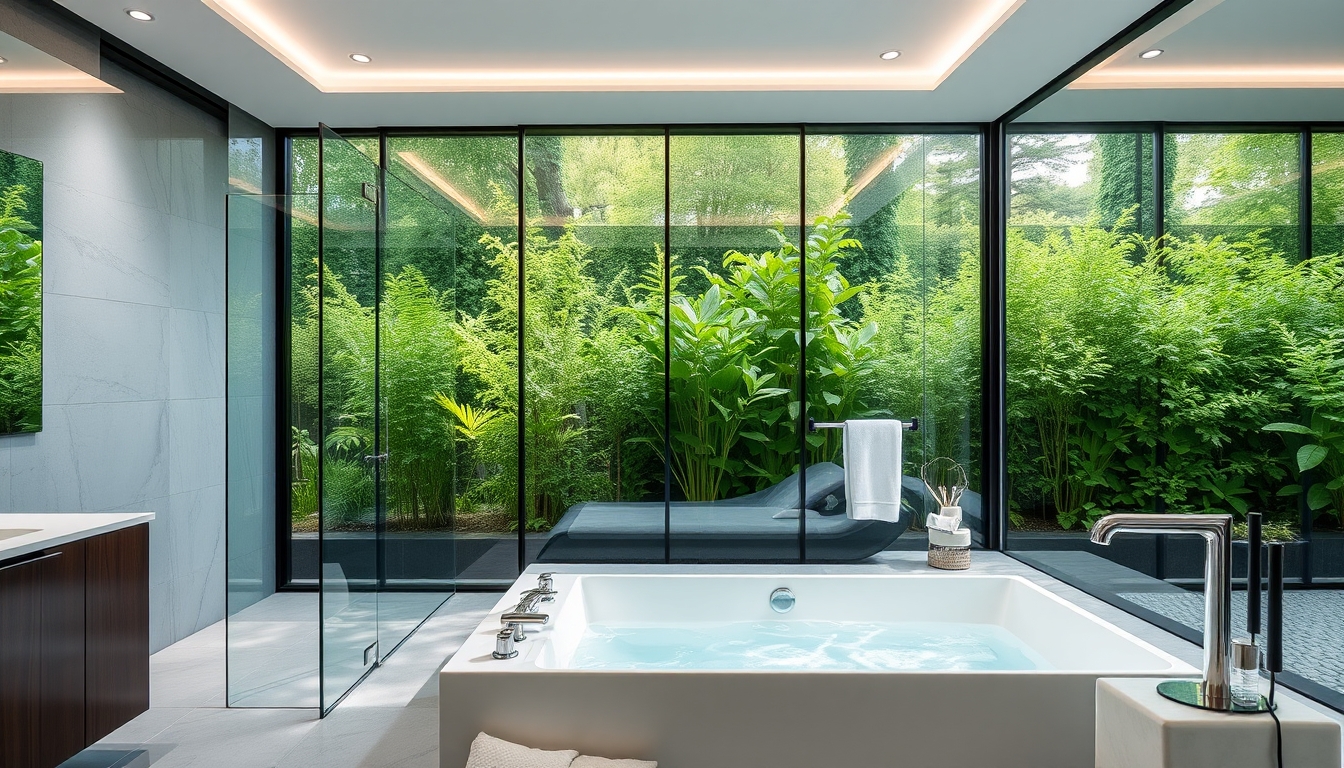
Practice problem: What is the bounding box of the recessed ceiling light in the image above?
[879,50,901,61]
[0,57,7,65]
[1140,49,1164,59]
[126,9,153,21]
[350,53,372,64]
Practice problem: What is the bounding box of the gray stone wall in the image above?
[0,60,228,652]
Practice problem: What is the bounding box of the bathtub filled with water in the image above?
[440,570,1195,768]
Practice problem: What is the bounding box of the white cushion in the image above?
[572,756,657,768]
[465,733,579,768]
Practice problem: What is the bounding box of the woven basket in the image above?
[928,542,970,571]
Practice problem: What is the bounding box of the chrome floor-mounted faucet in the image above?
[1090,513,1233,709]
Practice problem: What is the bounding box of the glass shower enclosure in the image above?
[226,126,458,714]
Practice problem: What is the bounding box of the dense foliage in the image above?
[1007,131,1344,531]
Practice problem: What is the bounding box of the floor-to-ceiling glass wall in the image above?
[804,131,984,557]
[280,127,987,574]
[1004,125,1344,709]
[665,131,801,561]
[521,131,668,565]
[387,132,521,584]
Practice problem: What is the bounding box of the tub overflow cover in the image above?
[770,588,796,613]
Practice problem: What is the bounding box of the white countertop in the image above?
[0,512,155,561]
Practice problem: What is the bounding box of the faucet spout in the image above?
[1090,513,1234,709]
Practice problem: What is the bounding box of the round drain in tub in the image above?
[770,587,795,613]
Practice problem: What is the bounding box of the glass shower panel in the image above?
[521,131,667,565]
[373,162,456,658]
[667,131,801,561]
[803,133,984,558]
[387,134,521,585]
[318,126,381,713]
[227,193,319,707]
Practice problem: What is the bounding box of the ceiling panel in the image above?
[53,0,1165,126]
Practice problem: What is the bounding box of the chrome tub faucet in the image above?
[1090,513,1233,709]
[493,573,559,659]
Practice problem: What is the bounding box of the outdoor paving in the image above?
[1120,590,1344,695]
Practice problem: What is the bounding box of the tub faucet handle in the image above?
[516,588,556,614]
[492,629,518,660]
[538,572,554,590]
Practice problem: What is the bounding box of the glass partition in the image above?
[375,161,455,658]
[318,126,381,712]
[227,193,318,708]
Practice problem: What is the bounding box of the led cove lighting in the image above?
[1140,49,1164,59]
[126,9,154,21]
[880,50,901,60]
[350,53,372,64]
[202,0,1025,92]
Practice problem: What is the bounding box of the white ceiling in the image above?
[1024,0,1344,122]
[0,30,119,93]
[52,0,1165,127]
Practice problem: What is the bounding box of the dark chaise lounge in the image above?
[535,462,983,563]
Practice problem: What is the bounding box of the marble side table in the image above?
[1096,678,1341,768]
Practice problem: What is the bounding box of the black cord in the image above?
[1268,672,1283,768]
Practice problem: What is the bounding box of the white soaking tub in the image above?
[439,570,1195,768]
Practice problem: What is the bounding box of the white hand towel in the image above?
[842,419,903,522]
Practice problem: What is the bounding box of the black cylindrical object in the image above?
[1247,512,1262,636]
[1266,543,1284,674]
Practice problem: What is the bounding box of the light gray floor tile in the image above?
[136,708,319,768]
[277,707,439,768]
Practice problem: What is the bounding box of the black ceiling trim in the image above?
[22,0,229,121]
[996,0,1197,125]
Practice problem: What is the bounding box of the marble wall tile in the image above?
[3,93,173,215]
[2,61,232,652]
[42,186,172,306]
[170,216,225,314]
[169,309,225,400]
[43,294,169,404]
[168,398,225,496]
[7,401,169,512]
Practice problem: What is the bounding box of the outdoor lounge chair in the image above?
[534,462,982,563]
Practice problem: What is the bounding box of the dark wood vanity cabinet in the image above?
[0,524,149,768]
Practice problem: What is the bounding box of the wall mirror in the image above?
[0,146,42,435]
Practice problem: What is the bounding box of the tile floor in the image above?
[64,592,500,768]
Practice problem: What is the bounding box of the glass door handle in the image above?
[363,453,389,464]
